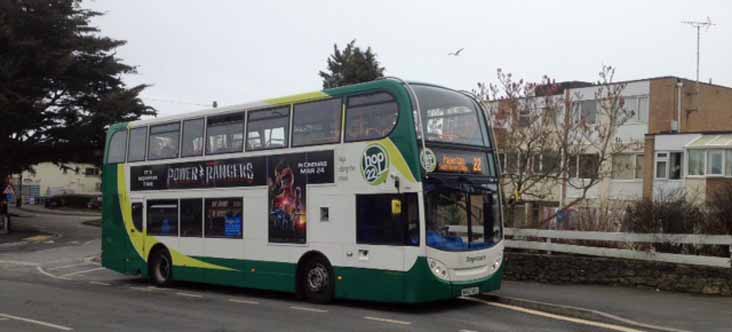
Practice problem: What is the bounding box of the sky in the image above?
[86,0,731,118]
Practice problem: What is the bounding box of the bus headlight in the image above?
[492,254,503,271]
[427,258,450,281]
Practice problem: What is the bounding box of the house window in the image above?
[669,152,683,180]
[726,151,732,176]
[688,150,705,176]
[576,100,597,125]
[637,96,649,122]
[635,154,644,179]
[84,168,100,176]
[707,150,724,176]
[611,154,635,179]
[578,154,599,178]
[655,153,668,179]
[518,108,531,127]
[542,152,561,174]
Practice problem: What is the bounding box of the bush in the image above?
[622,191,704,234]
[704,184,732,235]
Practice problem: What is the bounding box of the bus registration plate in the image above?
[461,287,479,297]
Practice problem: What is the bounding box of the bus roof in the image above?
[123,79,457,128]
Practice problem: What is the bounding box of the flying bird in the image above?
[448,48,464,56]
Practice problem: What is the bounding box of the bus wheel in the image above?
[302,256,334,304]
[149,248,173,287]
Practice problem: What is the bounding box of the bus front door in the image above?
[128,201,146,274]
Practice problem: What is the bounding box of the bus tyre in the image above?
[150,249,173,287]
[302,256,334,304]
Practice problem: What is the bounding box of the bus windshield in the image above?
[424,182,501,251]
[413,85,489,147]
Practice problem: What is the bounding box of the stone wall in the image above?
[504,251,732,296]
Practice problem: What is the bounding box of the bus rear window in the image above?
[106,130,128,164]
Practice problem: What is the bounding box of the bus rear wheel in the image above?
[149,248,173,287]
[301,256,334,304]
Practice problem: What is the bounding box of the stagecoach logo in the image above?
[466,255,487,264]
[420,148,437,173]
[361,143,389,185]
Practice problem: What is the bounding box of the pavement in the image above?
[494,281,732,332]
[0,210,730,331]
[15,204,101,217]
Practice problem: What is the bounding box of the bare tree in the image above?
[477,66,634,226]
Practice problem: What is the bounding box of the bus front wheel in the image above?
[301,256,334,304]
[149,248,173,287]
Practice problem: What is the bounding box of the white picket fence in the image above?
[504,228,732,268]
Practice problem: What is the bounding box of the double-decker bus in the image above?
[101,78,504,303]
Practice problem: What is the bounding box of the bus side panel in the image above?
[334,266,405,303]
[190,257,296,293]
[101,163,129,274]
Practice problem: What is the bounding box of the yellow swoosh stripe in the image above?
[117,164,235,272]
[264,91,329,106]
[380,138,417,183]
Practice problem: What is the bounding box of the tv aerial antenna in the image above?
[681,17,715,84]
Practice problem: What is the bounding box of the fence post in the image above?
[546,237,552,255]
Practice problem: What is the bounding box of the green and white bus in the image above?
[101,78,504,303]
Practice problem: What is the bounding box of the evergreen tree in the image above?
[0,0,154,180]
[319,40,385,88]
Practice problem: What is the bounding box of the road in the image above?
[0,211,673,331]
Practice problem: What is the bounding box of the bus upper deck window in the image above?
[345,93,398,142]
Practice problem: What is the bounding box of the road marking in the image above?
[89,281,111,286]
[24,235,52,242]
[0,260,39,267]
[462,297,645,332]
[0,313,73,331]
[458,330,478,332]
[176,292,204,298]
[58,267,105,278]
[47,262,93,271]
[289,306,328,313]
[363,316,412,325]
[228,299,260,305]
[494,295,691,332]
[36,266,71,280]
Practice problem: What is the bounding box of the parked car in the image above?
[87,195,102,210]
[44,194,99,210]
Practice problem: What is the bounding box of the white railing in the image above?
[504,228,732,268]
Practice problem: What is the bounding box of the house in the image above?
[11,162,102,204]
[487,76,732,224]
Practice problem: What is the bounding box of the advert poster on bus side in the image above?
[267,150,333,244]
[129,150,333,192]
